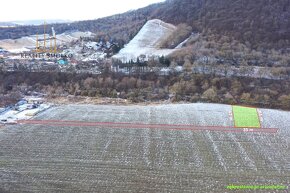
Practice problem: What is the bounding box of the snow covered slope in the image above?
[114,19,177,62]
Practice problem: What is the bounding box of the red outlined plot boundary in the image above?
[17,120,279,134]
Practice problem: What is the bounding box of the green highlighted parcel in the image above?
[232,106,261,128]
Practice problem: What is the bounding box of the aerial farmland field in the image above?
[0,103,289,192]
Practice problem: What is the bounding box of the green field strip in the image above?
[232,106,261,128]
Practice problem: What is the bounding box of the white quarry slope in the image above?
[114,19,177,62]
[0,31,94,53]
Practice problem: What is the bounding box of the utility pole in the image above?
[50,35,52,53]
[44,21,46,52]
[51,27,57,53]
[36,33,39,52]
[203,0,206,28]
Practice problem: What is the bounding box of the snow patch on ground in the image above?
[113,19,177,62]
[9,47,30,53]
[0,104,51,124]
[0,31,95,53]
[174,33,198,49]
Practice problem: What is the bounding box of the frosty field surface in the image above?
[0,103,289,192]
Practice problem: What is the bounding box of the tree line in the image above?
[0,71,289,110]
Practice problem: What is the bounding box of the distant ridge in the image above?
[0,0,289,49]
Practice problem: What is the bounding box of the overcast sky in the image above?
[0,0,165,22]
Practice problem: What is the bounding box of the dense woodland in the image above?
[168,33,290,68]
[0,71,290,110]
[150,0,290,49]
